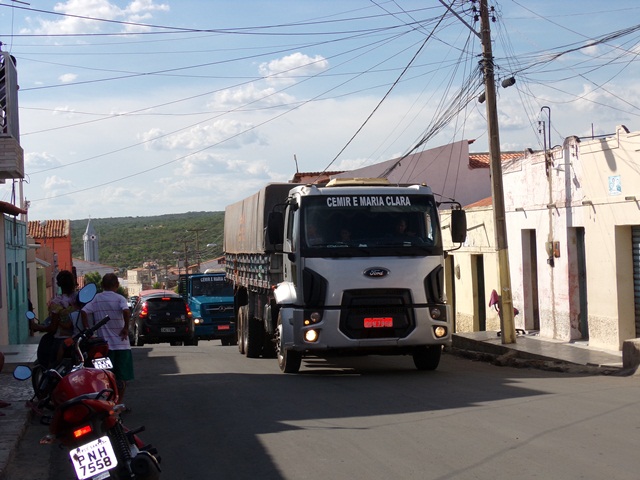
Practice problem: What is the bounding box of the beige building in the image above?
[448,124,640,352]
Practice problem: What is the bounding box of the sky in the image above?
[2,0,640,222]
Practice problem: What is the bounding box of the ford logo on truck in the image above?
[364,268,389,278]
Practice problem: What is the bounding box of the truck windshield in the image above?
[191,276,234,296]
[300,194,442,256]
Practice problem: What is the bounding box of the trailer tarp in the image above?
[223,183,297,254]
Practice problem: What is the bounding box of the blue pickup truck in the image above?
[178,272,237,345]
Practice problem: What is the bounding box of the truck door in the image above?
[283,203,299,285]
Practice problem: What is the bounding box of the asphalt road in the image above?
[6,343,640,479]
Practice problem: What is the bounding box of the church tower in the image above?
[83,219,99,262]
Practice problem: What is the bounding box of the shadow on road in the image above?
[124,348,571,479]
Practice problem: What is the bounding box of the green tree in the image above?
[82,271,127,298]
[83,272,103,292]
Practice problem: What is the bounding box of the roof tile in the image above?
[28,219,70,239]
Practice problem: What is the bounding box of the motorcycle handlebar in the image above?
[72,315,111,342]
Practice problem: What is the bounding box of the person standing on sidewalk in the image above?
[81,273,134,401]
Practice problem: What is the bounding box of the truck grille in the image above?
[203,304,234,318]
[339,289,415,339]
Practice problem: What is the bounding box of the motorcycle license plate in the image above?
[92,357,113,369]
[70,435,118,480]
[161,327,176,333]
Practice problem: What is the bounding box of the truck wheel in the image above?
[237,307,246,354]
[275,318,301,373]
[262,336,276,358]
[245,317,264,358]
[413,345,442,371]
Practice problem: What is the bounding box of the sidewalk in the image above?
[451,330,624,372]
[0,334,39,480]
[0,331,628,478]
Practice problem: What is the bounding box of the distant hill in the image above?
[70,211,225,272]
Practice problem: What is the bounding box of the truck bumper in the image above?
[195,323,236,340]
[283,307,451,353]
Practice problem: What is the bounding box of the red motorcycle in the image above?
[15,294,161,479]
[27,284,110,404]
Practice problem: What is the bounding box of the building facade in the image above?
[448,125,640,352]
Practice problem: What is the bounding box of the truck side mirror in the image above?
[267,212,284,246]
[450,209,467,244]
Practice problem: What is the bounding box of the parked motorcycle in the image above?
[15,295,161,479]
[27,283,111,404]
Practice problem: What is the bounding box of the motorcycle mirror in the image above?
[25,311,36,321]
[13,365,32,381]
[78,283,98,304]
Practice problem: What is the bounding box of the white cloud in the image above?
[26,152,62,171]
[21,0,170,35]
[210,83,296,109]
[259,52,329,85]
[59,73,78,83]
[178,153,225,175]
[52,106,78,116]
[140,120,263,151]
[43,175,74,191]
[333,157,373,171]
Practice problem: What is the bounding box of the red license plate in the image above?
[363,317,393,328]
[217,325,230,330]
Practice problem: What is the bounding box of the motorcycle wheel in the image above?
[31,363,48,400]
[106,423,132,480]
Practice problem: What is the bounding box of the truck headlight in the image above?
[433,326,447,338]
[429,308,442,320]
[194,318,203,325]
[304,329,319,343]
[303,311,322,326]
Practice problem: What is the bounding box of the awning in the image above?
[0,200,27,216]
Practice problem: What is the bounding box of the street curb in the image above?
[447,336,625,376]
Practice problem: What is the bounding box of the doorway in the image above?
[575,227,589,339]
[633,227,640,337]
[472,255,486,331]
[522,230,540,331]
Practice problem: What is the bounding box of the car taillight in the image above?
[139,303,148,318]
[185,304,193,319]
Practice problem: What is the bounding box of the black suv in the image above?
[129,290,197,346]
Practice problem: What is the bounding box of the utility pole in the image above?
[187,228,206,273]
[177,241,191,276]
[479,0,516,343]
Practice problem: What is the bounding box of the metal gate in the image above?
[633,227,640,337]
